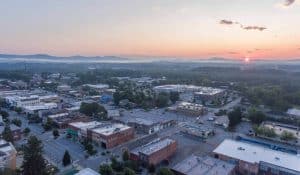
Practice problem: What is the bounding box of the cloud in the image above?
[219,19,234,25]
[219,19,267,32]
[242,26,267,31]
[227,51,239,55]
[275,0,297,8]
[283,0,295,6]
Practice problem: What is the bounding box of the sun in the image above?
[244,57,250,63]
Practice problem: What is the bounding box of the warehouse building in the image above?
[213,139,300,175]
[130,138,177,166]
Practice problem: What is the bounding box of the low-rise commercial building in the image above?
[0,140,17,171]
[68,122,134,149]
[130,138,177,166]
[172,155,236,175]
[47,112,90,129]
[213,139,300,175]
[113,111,175,134]
[68,121,103,139]
[194,88,225,104]
[172,102,206,116]
[180,122,214,139]
[23,102,57,115]
[287,108,300,119]
[83,84,109,92]
[89,123,134,149]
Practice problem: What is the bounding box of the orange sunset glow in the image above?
[1,0,300,60]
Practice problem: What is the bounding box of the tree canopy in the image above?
[22,136,48,175]
[79,102,107,118]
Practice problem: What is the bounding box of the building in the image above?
[39,94,61,103]
[57,85,72,92]
[0,140,17,171]
[153,84,201,93]
[83,84,109,92]
[172,102,206,116]
[23,102,57,115]
[194,87,225,104]
[287,108,300,119]
[75,168,100,175]
[107,110,120,118]
[113,111,175,134]
[130,138,177,166]
[89,123,134,149]
[180,122,214,139]
[68,122,134,149]
[213,139,300,175]
[47,112,90,129]
[171,155,236,175]
[5,95,40,108]
[214,115,230,129]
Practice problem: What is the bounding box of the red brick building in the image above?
[130,138,177,165]
[89,123,134,149]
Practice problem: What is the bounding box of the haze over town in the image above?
[1,1,300,175]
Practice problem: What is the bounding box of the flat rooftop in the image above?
[287,108,300,117]
[132,138,175,156]
[91,123,131,136]
[213,139,300,172]
[69,121,103,130]
[172,155,235,175]
[116,109,174,126]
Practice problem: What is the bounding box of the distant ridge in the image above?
[0,53,129,61]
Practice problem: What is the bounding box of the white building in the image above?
[5,95,40,108]
[213,139,300,175]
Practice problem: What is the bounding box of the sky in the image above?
[0,0,300,60]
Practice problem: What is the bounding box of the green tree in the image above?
[43,118,53,131]
[155,92,169,108]
[124,167,135,175]
[62,150,71,166]
[79,102,107,118]
[158,167,174,175]
[23,127,31,136]
[247,108,266,124]
[15,107,22,114]
[111,156,123,172]
[0,110,9,119]
[280,131,297,141]
[52,129,59,139]
[170,92,180,104]
[99,164,113,175]
[148,164,156,174]
[228,107,243,128]
[122,150,130,161]
[11,118,22,127]
[2,125,14,143]
[21,136,48,175]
